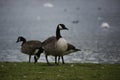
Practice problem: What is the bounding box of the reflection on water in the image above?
[0,0,120,63]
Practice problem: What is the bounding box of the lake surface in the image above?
[0,0,120,63]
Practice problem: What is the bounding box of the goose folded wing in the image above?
[67,43,81,51]
[25,41,42,49]
[42,36,57,46]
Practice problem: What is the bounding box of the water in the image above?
[0,0,120,63]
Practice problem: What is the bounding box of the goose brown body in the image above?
[16,36,42,62]
[21,40,42,55]
[42,36,67,56]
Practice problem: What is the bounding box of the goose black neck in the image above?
[21,38,26,46]
[56,28,62,40]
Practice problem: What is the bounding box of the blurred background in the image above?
[0,0,120,63]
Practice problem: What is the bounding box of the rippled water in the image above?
[0,0,120,63]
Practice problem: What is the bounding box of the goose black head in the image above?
[57,24,68,30]
[56,24,68,40]
[16,36,26,43]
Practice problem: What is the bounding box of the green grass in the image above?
[0,62,120,80]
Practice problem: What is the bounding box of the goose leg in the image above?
[45,54,50,65]
[61,56,65,64]
[34,55,37,64]
[34,54,40,63]
[29,55,31,63]
[34,50,42,63]
[58,56,60,64]
[55,56,57,64]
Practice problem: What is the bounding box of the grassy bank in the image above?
[0,62,120,80]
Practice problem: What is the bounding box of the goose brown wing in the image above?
[67,43,81,51]
[42,36,57,47]
[25,40,42,49]
[67,43,76,51]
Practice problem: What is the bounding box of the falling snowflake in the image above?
[97,16,103,21]
[101,22,110,29]
[43,3,54,8]
[36,16,41,20]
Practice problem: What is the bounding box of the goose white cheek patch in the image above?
[59,25,63,30]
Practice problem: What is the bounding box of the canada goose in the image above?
[16,36,43,63]
[58,43,81,64]
[42,24,68,65]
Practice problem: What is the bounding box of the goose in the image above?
[58,43,81,64]
[16,36,43,63]
[41,24,68,65]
